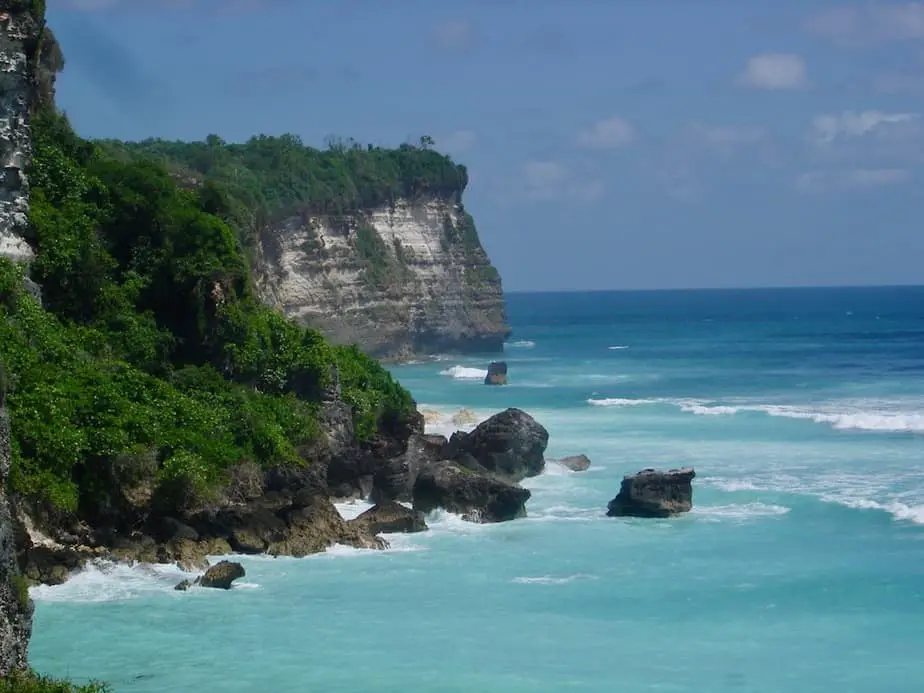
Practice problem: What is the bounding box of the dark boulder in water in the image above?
[447,408,548,482]
[412,461,530,523]
[197,560,245,589]
[350,501,428,534]
[484,361,508,385]
[556,454,592,472]
[606,467,696,518]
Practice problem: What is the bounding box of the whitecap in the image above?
[506,340,535,348]
[586,397,655,407]
[30,560,193,604]
[439,365,488,380]
[512,574,596,585]
[608,345,630,350]
[691,503,791,522]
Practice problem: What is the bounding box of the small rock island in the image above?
[606,467,696,518]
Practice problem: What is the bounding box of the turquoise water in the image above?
[29,287,924,692]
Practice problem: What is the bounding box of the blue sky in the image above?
[47,0,924,291]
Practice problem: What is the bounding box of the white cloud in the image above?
[519,161,603,202]
[795,168,910,193]
[809,110,918,143]
[736,53,808,90]
[431,20,474,50]
[437,130,476,154]
[804,3,924,46]
[575,116,635,149]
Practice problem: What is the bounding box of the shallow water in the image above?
[29,287,924,692]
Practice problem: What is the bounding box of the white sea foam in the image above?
[333,498,375,520]
[608,345,630,350]
[439,365,489,380]
[692,503,791,522]
[586,397,655,407]
[506,340,536,348]
[30,560,193,604]
[512,574,596,585]
[586,394,924,433]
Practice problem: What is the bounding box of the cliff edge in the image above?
[0,365,32,675]
[99,137,511,360]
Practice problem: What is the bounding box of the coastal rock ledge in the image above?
[606,467,696,518]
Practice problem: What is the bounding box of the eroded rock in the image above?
[413,461,530,523]
[606,467,696,518]
[448,408,548,482]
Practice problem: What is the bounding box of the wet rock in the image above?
[556,454,591,472]
[484,361,508,385]
[350,501,428,534]
[412,461,530,523]
[448,408,549,482]
[606,467,696,518]
[174,579,194,591]
[197,560,245,589]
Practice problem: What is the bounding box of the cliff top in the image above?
[97,135,469,218]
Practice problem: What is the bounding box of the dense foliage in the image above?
[97,134,469,247]
[0,108,414,513]
[0,671,107,693]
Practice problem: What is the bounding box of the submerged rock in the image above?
[606,468,696,518]
[413,461,530,523]
[197,560,245,589]
[556,454,591,472]
[484,361,508,385]
[448,408,548,482]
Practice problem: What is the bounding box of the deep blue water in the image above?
[29,286,924,692]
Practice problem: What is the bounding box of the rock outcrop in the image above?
[349,501,428,534]
[606,468,696,518]
[0,368,31,675]
[0,6,38,265]
[556,454,591,472]
[484,361,508,385]
[447,408,548,482]
[412,461,530,523]
[254,199,510,359]
[197,560,245,589]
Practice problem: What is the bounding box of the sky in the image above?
[45,0,924,292]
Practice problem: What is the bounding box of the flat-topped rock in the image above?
[606,467,696,518]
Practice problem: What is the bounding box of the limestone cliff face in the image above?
[0,379,33,675]
[255,197,510,359]
[0,6,36,264]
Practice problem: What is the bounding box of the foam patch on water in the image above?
[585,394,924,433]
[608,345,630,350]
[692,503,791,522]
[439,365,488,381]
[334,499,375,521]
[587,397,656,407]
[30,560,194,604]
[512,574,597,585]
[506,340,536,349]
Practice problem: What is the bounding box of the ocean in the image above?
[28,287,924,692]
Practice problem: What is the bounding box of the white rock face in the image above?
[0,10,34,264]
[255,198,509,358]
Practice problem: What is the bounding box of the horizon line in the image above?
[504,283,924,295]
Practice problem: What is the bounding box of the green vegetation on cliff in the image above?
[97,134,472,246]
[0,671,107,693]
[0,105,414,513]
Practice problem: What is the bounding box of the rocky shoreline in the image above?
[9,391,697,590]
[12,404,559,587]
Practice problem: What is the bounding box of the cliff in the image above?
[98,137,511,360]
[0,366,32,675]
[255,197,507,358]
[0,3,37,265]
